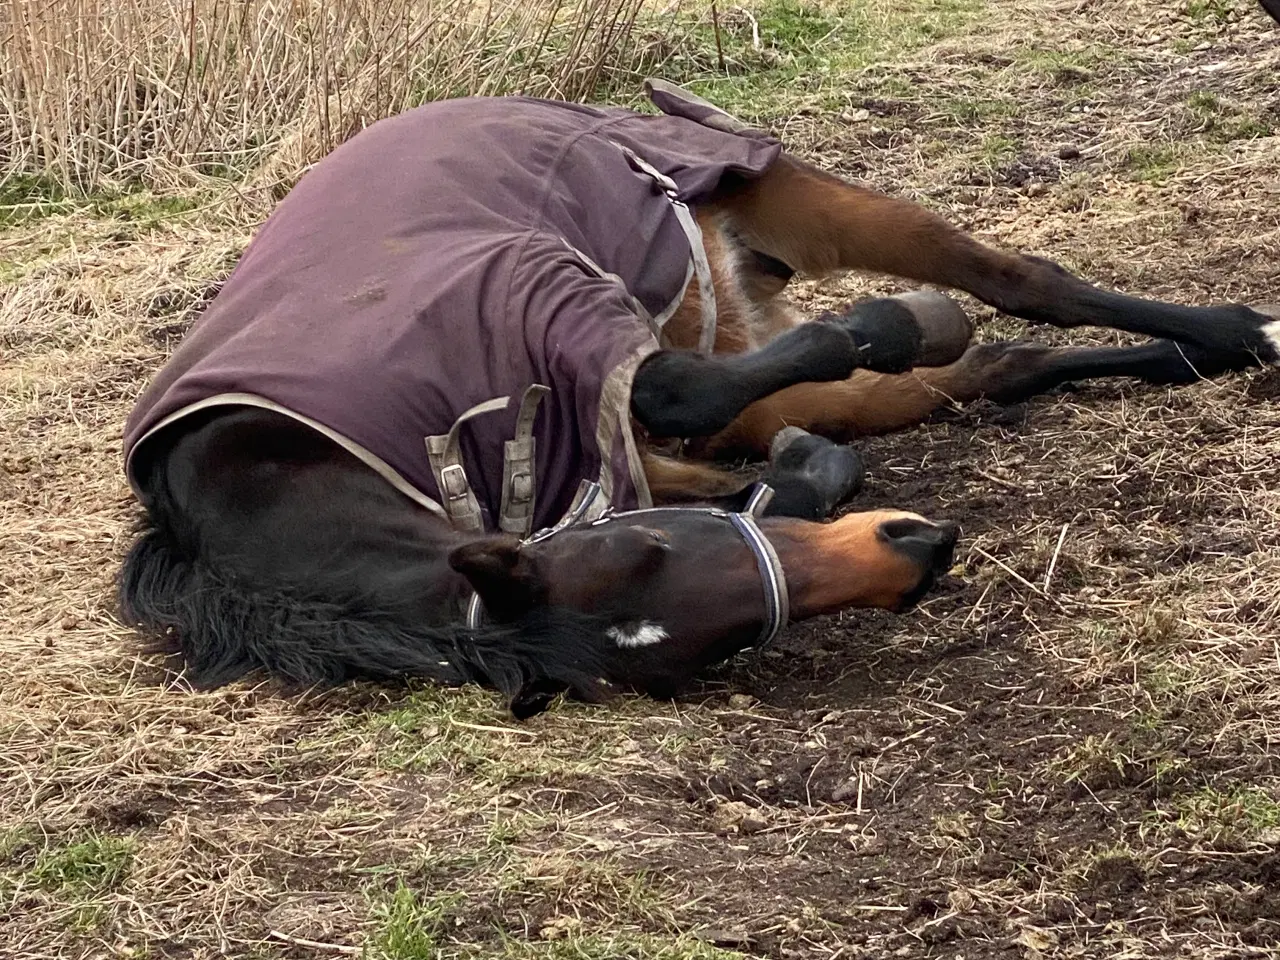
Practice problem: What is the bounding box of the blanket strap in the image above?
[559,142,717,353]
[424,396,510,531]
[498,384,551,537]
[615,144,719,356]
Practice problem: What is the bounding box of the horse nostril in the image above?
[879,517,941,542]
[878,517,961,569]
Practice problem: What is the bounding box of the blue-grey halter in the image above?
[465,481,790,647]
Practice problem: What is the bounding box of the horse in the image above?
[119,81,1279,718]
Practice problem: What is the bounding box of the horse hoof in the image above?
[888,290,974,367]
[769,425,812,463]
[767,427,865,512]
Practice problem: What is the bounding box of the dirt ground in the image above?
[3,0,1279,958]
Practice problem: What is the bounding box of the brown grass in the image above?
[3,0,1280,957]
[1,0,662,191]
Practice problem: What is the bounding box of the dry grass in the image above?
[1,0,663,192]
[3,0,1280,957]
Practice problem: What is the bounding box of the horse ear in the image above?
[449,537,547,621]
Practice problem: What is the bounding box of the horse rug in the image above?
[122,83,783,536]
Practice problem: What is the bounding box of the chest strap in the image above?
[426,384,550,535]
[499,384,550,537]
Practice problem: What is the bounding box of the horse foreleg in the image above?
[631,290,971,439]
[710,155,1280,362]
[701,338,1261,458]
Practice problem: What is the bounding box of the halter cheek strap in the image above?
[464,483,790,648]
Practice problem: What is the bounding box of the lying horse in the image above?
[120,82,1279,716]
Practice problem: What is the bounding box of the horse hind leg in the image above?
[706,154,1280,363]
[700,337,1262,459]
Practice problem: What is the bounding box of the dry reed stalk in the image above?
[0,0,665,192]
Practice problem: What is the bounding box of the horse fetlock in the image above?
[819,298,922,374]
[1249,305,1280,364]
[732,319,859,387]
[1181,304,1280,364]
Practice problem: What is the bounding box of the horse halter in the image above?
[465,482,791,647]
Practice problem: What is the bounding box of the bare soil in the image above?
[3,1,1279,958]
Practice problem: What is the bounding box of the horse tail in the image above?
[117,508,613,719]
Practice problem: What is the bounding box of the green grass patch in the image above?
[0,174,204,230]
[1047,727,1192,794]
[1186,90,1274,142]
[31,832,134,897]
[363,875,733,959]
[939,96,1017,125]
[0,824,41,863]
[367,884,465,959]
[1187,89,1220,113]
[1183,0,1234,24]
[979,133,1019,166]
[1014,47,1105,84]
[659,0,982,123]
[0,174,75,228]
[1211,115,1273,142]
[1169,785,1280,843]
[1124,144,1184,184]
[355,685,635,787]
[492,936,746,959]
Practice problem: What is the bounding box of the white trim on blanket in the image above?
[124,392,450,520]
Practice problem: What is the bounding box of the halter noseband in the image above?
[465,482,790,647]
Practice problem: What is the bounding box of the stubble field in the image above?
[2,0,1279,957]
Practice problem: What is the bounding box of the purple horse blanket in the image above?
[123,85,782,533]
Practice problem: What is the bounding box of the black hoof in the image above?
[820,299,922,374]
[765,427,865,518]
[886,291,973,367]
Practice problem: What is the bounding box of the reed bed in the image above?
[0,0,672,191]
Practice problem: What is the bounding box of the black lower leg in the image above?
[631,299,929,439]
[631,321,855,439]
[973,338,1262,405]
[970,254,1280,362]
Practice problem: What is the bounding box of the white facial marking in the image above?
[1263,320,1280,363]
[608,622,669,649]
